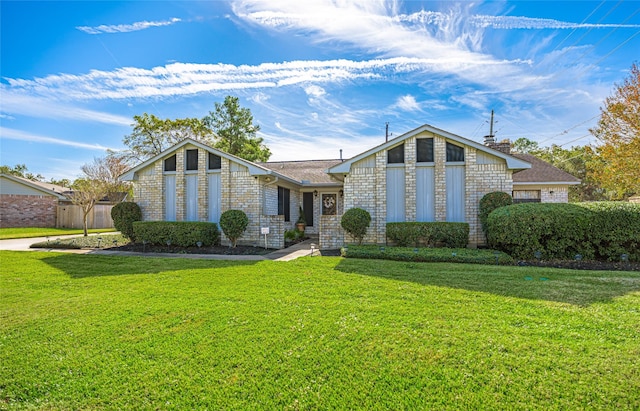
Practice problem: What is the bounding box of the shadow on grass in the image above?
[334,258,640,306]
[41,253,259,278]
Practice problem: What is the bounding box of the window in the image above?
[186,149,198,171]
[513,190,541,203]
[417,138,434,162]
[208,153,221,170]
[278,186,290,222]
[164,155,176,172]
[446,142,464,162]
[387,144,404,164]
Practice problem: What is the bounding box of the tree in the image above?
[204,96,271,162]
[120,114,214,163]
[67,156,132,236]
[590,62,640,199]
[0,164,44,181]
[511,137,540,154]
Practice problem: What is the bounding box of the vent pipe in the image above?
[340,149,343,161]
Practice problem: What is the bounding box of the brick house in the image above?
[0,173,67,228]
[121,124,579,249]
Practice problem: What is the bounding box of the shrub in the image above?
[387,222,469,248]
[132,221,220,247]
[578,202,640,261]
[219,209,249,248]
[111,202,142,241]
[479,192,512,233]
[341,208,371,245]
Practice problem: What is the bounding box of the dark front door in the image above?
[303,192,314,227]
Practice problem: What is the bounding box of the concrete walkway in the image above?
[0,234,322,261]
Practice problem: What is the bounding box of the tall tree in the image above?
[0,164,44,181]
[204,96,271,162]
[590,62,640,199]
[120,114,214,163]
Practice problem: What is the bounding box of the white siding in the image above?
[185,174,198,221]
[386,167,405,222]
[446,165,465,222]
[416,166,435,222]
[208,173,221,223]
[164,175,176,221]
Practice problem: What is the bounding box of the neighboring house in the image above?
[121,124,580,249]
[0,173,67,228]
[0,173,118,229]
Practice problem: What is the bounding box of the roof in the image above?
[258,159,343,186]
[329,123,532,174]
[0,173,68,199]
[511,153,581,185]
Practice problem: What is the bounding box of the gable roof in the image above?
[120,138,298,185]
[511,153,581,185]
[259,159,343,186]
[328,124,531,174]
[0,173,68,199]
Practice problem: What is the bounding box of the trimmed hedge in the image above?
[219,210,249,248]
[386,222,469,248]
[479,192,512,233]
[486,202,640,261]
[342,245,513,265]
[111,202,142,240]
[132,221,220,247]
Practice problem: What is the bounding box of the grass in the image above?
[1,251,639,410]
[0,227,115,240]
[344,244,514,265]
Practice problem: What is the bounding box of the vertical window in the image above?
[186,149,198,171]
[387,144,405,164]
[208,153,221,170]
[417,138,434,162]
[164,155,176,172]
[278,186,290,222]
[446,143,465,162]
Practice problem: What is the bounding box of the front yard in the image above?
[1,251,639,409]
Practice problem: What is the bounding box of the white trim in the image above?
[514,181,581,186]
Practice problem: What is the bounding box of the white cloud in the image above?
[0,127,117,151]
[76,18,182,34]
[0,90,131,125]
[394,95,421,112]
[304,85,326,97]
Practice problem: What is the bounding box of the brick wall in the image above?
[320,215,345,249]
[0,194,58,228]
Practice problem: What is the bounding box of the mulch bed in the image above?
[517,260,639,272]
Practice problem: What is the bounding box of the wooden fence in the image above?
[56,203,114,229]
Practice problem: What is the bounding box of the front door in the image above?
[303,192,314,227]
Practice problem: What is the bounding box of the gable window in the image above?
[446,142,464,162]
[417,138,434,163]
[164,155,176,172]
[186,149,198,171]
[387,144,404,164]
[278,186,290,222]
[208,153,222,170]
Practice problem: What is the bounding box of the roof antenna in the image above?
[385,122,389,142]
[483,110,495,146]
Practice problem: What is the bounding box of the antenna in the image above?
[385,122,389,142]
[484,110,495,145]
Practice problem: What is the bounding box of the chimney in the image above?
[492,140,511,154]
[340,149,343,161]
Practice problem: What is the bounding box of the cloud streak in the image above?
[1,127,117,151]
[76,18,181,34]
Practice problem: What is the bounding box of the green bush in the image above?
[341,208,371,245]
[111,202,142,240]
[132,221,220,247]
[479,192,512,233]
[578,202,640,261]
[219,210,249,248]
[284,229,304,242]
[386,222,469,248]
[486,202,640,261]
[342,245,513,265]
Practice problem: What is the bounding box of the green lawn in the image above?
[0,227,115,240]
[1,251,639,410]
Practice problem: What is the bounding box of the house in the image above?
[121,124,580,249]
[0,173,67,228]
[0,173,119,229]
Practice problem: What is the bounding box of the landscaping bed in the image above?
[112,242,274,255]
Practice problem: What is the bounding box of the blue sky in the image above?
[1,1,639,180]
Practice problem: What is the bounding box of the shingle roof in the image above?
[0,173,68,198]
[511,153,580,184]
[258,159,343,185]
